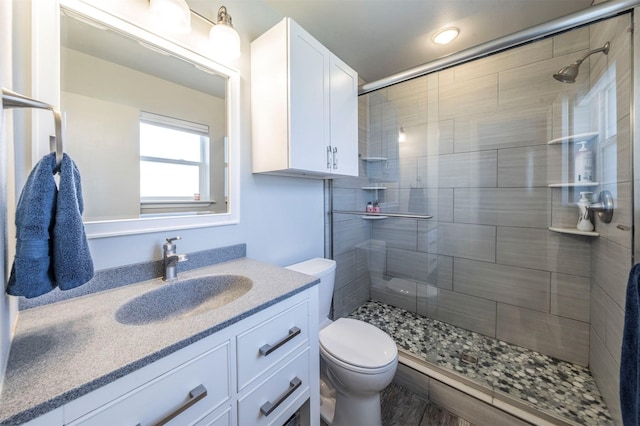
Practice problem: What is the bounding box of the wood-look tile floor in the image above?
[320,383,472,426]
[381,383,473,426]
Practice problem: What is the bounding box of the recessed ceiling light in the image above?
[432,27,459,45]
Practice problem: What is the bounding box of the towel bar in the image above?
[1,87,65,168]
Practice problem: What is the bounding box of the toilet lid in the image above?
[320,318,397,369]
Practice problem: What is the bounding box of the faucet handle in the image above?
[166,236,182,244]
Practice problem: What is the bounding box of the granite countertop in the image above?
[0,257,319,425]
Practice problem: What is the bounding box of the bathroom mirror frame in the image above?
[30,0,240,238]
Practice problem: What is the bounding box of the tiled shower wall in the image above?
[332,13,632,425]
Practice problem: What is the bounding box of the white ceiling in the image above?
[192,0,594,83]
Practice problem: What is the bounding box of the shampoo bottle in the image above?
[574,141,593,183]
[577,191,594,232]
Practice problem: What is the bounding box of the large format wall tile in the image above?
[591,237,631,309]
[334,273,370,319]
[333,215,370,255]
[496,227,590,276]
[454,188,549,228]
[496,304,589,365]
[436,289,497,337]
[419,151,498,188]
[437,223,497,262]
[499,54,590,111]
[454,39,552,81]
[590,328,622,424]
[454,106,551,153]
[454,258,551,312]
[439,74,498,121]
[387,247,428,282]
[551,273,590,322]
[498,144,563,188]
[372,218,418,251]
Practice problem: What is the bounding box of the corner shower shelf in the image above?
[362,186,387,190]
[547,132,599,145]
[360,157,388,162]
[362,215,388,220]
[548,182,600,188]
[548,227,600,237]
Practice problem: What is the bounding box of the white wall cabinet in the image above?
[22,289,319,426]
[251,18,358,178]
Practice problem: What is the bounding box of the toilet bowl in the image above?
[286,258,398,426]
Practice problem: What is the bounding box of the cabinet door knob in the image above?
[260,377,302,416]
[152,384,208,426]
[259,326,301,356]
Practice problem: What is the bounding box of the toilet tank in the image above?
[286,258,336,322]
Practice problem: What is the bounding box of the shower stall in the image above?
[330,5,635,425]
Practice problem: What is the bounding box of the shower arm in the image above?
[573,42,610,66]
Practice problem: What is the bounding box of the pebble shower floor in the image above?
[348,300,613,425]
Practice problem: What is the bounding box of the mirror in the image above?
[54,3,239,237]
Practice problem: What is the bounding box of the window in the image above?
[139,112,210,200]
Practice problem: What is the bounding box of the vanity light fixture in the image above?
[398,126,406,143]
[432,27,459,45]
[208,6,241,60]
[149,0,191,33]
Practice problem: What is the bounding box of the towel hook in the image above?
[1,87,64,169]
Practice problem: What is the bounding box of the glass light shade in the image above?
[398,127,406,143]
[432,27,459,45]
[149,0,191,34]
[209,24,241,60]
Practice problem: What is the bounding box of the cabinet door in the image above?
[329,55,358,177]
[288,19,330,174]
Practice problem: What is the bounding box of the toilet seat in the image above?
[319,318,397,374]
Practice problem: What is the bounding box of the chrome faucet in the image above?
[163,236,188,281]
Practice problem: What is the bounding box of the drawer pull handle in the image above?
[259,326,301,356]
[260,377,302,416]
[152,384,208,426]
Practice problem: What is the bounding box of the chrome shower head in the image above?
[553,41,610,83]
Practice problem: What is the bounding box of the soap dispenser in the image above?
[577,192,594,232]
[574,141,593,183]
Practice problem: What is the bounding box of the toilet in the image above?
[287,258,398,426]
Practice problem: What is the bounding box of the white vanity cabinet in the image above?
[251,17,358,178]
[21,288,319,426]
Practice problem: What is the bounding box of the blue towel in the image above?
[7,153,94,298]
[7,153,57,298]
[53,153,94,289]
[621,263,640,425]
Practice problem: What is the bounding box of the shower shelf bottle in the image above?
[577,191,594,232]
[574,141,593,183]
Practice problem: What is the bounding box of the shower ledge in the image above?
[548,226,600,237]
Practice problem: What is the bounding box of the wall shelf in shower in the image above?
[361,215,388,220]
[362,186,387,190]
[547,132,599,145]
[548,226,600,237]
[360,157,388,162]
[548,182,600,188]
[333,210,432,220]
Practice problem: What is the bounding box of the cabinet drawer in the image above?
[69,341,230,426]
[237,348,310,426]
[237,300,309,390]
[194,406,232,426]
